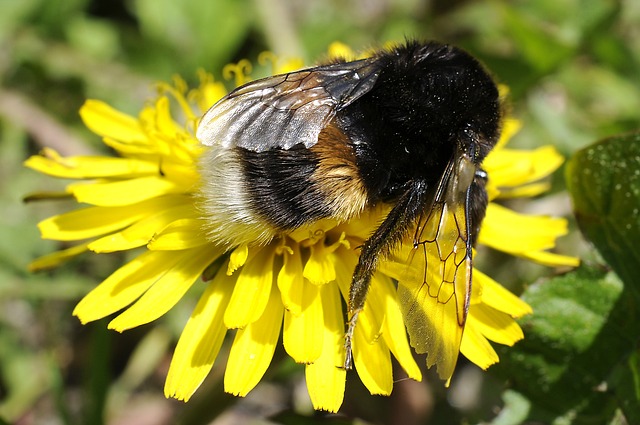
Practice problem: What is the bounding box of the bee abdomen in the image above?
[197,124,370,246]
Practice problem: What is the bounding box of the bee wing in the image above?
[196,58,383,152]
[392,153,477,382]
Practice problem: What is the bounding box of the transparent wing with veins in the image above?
[196,57,383,152]
[391,153,476,382]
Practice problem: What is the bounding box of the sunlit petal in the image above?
[165,266,234,401]
[67,177,183,207]
[283,281,324,363]
[108,247,219,331]
[79,99,145,143]
[305,282,346,412]
[73,250,182,323]
[224,284,284,396]
[224,247,275,329]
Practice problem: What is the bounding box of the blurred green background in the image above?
[1,0,639,424]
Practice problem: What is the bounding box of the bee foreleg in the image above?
[344,180,428,369]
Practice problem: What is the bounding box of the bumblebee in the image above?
[196,41,501,374]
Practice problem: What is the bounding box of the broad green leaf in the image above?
[609,350,640,424]
[565,132,640,302]
[494,265,638,423]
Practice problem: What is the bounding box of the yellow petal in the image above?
[39,195,188,241]
[196,78,228,113]
[496,182,551,199]
[519,250,580,267]
[28,242,90,272]
[474,270,532,318]
[352,314,393,395]
[358,275,386,344]
[153,96,184,140]
[67,176,183,207]
[484,146,563,189]
[80,99,146,143]
[102,136,157,156]
[73,250,182,323]
[277,242,304,316]
[24,148,158,179]
[303,242,336,285]
[158,160,201,187]
[459,321,499,370]
[224,284,284,396]
[283,282,323,364]
[479,203,568,254]
[108,247,219,331]
[227,244,249,275]
[327,42,356,60]
[305,282,346,412]
[493,118,521,151]
[377,274,422,381]
[165,266,234,401]
[332,247,383,344]
[397,275,462,382]
[89,204,197,253]
[148,218,209,250]
[467,303,524,346]
[224,247,275,329]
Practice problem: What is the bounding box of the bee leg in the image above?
[344,310,360,369]
[344,180,428,369]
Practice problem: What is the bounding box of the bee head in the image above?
[404,41,502,162]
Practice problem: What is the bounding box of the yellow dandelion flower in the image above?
[25,46,577,413]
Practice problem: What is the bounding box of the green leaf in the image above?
[565,132,640,302]
[610,349,640,424]
[501,4,574,73]
[494,265,639,422]
[132,0,254,75]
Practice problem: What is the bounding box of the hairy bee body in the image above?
[196,40,501,373]
[199,41,500,247]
